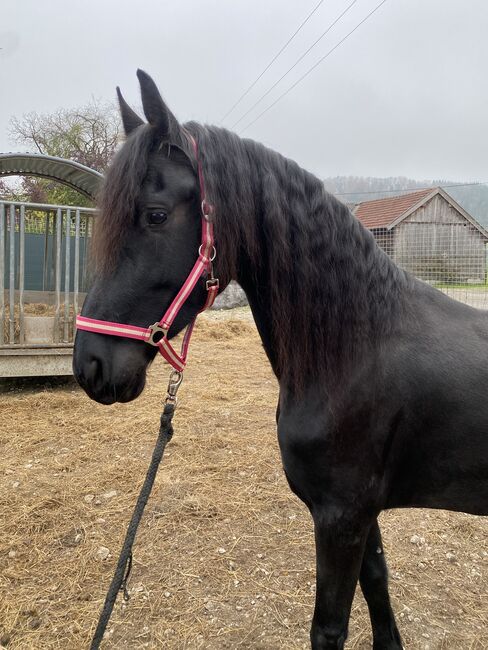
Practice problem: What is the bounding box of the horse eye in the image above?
[148,211,168,225]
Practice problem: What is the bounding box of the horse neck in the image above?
[196,126,408,393]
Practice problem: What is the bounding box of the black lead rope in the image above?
[90,401,176,650]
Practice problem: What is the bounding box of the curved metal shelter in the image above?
[0,152,102,200]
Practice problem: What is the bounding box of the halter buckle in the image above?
[147,322,168,346]
[206,278,220,291]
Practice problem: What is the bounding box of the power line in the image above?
[231,0,359,130]
[334,181,488,197]
[240,0,389,134]
[219,0,325,123]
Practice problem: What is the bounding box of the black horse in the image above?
[73,70,488,649]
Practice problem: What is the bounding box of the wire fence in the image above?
[374,222,488,310]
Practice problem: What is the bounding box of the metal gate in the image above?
[0,200,96,376]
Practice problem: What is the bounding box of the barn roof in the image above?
[353,188,435,229]
[352,186,488,240]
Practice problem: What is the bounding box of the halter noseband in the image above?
[75,134,219,373]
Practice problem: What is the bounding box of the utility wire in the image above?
[240,0,389,134]
[231,0,359,130]
[220,0,326,123]
[335,181,488,197]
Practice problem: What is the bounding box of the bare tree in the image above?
[7,99,121,205]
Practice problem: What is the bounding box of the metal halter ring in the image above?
[199,244,216,262]
[201,200,213,222]
[147,322,168,346]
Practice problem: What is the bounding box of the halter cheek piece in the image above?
[75,134,219,373]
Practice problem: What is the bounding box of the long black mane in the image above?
[187,123,411,391]
[94,122,411,392]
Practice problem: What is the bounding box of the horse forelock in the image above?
[92,124,194,274]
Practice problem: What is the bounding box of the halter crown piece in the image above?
[75,134,219,374]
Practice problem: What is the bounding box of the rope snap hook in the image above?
[165,370,183,405]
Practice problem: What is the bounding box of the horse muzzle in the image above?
[73,329,151,404]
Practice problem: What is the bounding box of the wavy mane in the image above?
[186,123,410,390]
[94,121,409,391]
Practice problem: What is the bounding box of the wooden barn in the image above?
[352,187,488,284]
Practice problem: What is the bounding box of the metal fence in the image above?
[374,224,488,310]
[0,200,96,347]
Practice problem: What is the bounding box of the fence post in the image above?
[63,209,71,343]
[19,204,25,343]
[0,203,4,345]
[54,208,62,344]
[9,204,15,344]
[73,209,81,327]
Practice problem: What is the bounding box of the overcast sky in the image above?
[1,0,487,181]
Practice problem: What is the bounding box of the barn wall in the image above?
[391,195,487,283]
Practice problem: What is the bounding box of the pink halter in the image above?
[76,134,219,373]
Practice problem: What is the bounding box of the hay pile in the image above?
[0,308,486,649]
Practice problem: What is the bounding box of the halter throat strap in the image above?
[76,133,219,372]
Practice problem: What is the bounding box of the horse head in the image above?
[73,71,220,404]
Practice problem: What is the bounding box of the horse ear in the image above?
[137,68,178,137]
[116,87,144,136]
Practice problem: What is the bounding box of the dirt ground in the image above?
[0,307,486,649]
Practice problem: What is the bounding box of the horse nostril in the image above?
[85,357,103,385]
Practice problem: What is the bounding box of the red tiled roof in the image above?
[354,188,436,229]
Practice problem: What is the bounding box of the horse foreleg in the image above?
[310,508,371,650]
[360,520,403,649]
[277,398,390,649]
